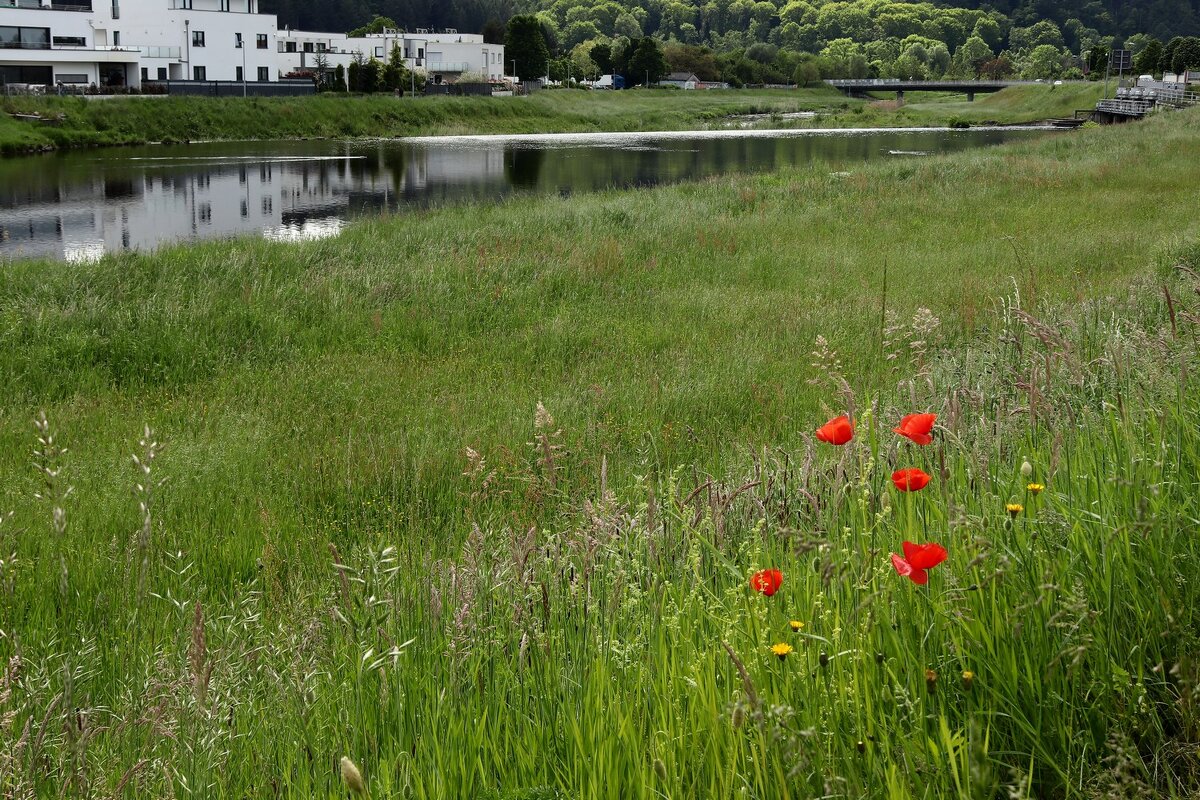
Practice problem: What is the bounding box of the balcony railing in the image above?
[425,62,469,72]
[3,1,94,8]
[0,41,51,50]
[138,45,182,59]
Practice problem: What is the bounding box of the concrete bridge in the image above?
[827,79,1037,103]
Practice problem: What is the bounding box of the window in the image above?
[140,67,148,81]
[235,32,243,49]
[0,65,52,83]
[258,66,269,81]
[256,34,267,49]
[112,31,120,46]
[57,73,89,84]
[0,26,51,51]
[285,41,296,53]
[303,42,313,53]
[236,66,243,82]
[157,67,167,80]
[220,0,229,9]
[179,0,192,7]
[193,65,206,80]
[111,0,119,19]
[192,31,205,47]
[52,36,88,48]
[316,42,326,53]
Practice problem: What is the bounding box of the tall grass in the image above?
[0,84,1099,155]
[0,89,843,154]
[0,108,1198,798]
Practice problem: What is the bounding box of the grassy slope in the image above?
[1,84,1100,154]
[0,109,1197,798]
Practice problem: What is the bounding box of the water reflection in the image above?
[0,128,1052,262]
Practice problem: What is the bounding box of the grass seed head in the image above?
[340,756,366,795]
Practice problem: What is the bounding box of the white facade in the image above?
[277,28,506,84]
[2,3,504,89]
[1,0,278,87]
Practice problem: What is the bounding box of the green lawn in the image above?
[0,108,1198,798]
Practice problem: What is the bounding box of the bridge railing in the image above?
[826,79,1039,87]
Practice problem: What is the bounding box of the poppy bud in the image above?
[653,758,668,782]
[925,669,938,692]
[731,705,746,729]
[968,584,979,591]
[1021,460,1033,478]
[819,651,829,668]
[875,652,885,664]
[962,670,975,691]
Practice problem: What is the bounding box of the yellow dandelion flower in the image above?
[789,620,805,632]
[961,670,975,690]
[771,642,794,660]
[925,669,938,691]
[1027,483,1044,495]
[1006,503,1023,518]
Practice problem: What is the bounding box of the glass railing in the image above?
[137,45,182,58]
[2,1,94,8]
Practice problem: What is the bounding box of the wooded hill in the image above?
[261,0,1199,45]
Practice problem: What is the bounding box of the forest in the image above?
[261,0,1200,44]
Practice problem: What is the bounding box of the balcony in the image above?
[137,45,182,59]
[425,62,469,73]
[3,1,93,9]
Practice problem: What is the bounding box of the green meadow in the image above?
[0,107,1198,798]
[1,83,1100,154]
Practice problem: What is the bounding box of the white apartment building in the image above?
[2,2,504,90]
[277,28,506,84]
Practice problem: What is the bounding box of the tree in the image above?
[506,14,551,81]
[590,42,613,75]
[745,43,778,64]
[1170,37,1200,73]
[383,43,407,93]
[955,36,993,77]
[333,63,347,92]
[362,57,382,93]
[1021,44,1067,79]
[347,15,397,37]
[1010,20,1065,52]
[613,12,643,40]
[625,37,669,86]
[794,58,821,86]
[1135,39,1164,75]
[482,18,506,45]
[663,42,721,80]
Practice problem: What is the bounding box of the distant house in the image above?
[659,72,700,90]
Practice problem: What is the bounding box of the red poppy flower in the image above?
[890,541,947,585]
[891,468,931,492]
[894,413,937,446]
[750,569,783,596]
[815,415,854,446]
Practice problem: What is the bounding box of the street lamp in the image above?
[236,32,246,97]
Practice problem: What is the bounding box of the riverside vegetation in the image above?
[0,107,1199,798]
[0,83,1101,155]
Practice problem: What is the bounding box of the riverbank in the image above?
[0,83,1101,155]
[0,108,1197,798]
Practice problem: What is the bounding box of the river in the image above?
[0,126,1055,263]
